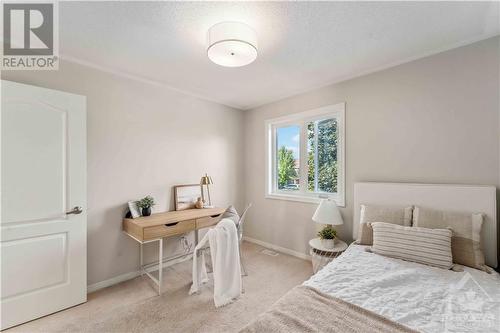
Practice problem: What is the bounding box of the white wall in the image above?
[1,60,245,286]
[243,37,500,257]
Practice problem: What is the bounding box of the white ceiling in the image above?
[60,1,499,110]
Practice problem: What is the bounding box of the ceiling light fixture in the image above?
[207,22,257,67]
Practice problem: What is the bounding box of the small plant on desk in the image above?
[137,196,156,216]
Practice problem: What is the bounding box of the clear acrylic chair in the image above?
[237,203,252,276]
[196,203,252,276]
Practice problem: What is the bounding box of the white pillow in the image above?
[370,222,453,269]
[413,206,488,272]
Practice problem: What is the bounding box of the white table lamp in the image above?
[313,198,343,248]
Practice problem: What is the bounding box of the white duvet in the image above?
[304,244,500,333]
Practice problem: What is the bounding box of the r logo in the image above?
[3,3,54,56]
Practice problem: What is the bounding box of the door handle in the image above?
[66,206,83,215]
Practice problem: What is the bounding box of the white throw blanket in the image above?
[189,218,242,307]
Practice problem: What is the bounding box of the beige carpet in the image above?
[7,241,312,333]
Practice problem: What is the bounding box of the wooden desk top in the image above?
[123,207,226,228]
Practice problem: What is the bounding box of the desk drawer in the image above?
[143,219,195,240]
[196,215,222,229]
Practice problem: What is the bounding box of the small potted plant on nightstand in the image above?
[137,196,155,217]
[318,225,337,249]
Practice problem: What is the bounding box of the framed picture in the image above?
[128,201,141,218]
[174,184,202,211]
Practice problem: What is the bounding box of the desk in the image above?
[123,207,225,294]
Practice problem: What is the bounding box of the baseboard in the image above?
[87,271,140,293]
[88,239,310,293]
[243,236,311,260]
[87,254,193,293]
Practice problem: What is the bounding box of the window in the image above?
[266,103,345,206]
[276,125,300,192]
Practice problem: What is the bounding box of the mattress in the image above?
[304,244,500,333]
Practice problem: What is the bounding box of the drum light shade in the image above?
[207,22,258,67]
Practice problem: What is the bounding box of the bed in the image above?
[241,183,500,333]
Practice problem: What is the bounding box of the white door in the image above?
[1,80,87,330]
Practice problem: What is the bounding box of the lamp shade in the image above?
[200,173,213,185]
[207,22,258,67]
[312,199,343,225]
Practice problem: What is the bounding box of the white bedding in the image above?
[304,244,500,333]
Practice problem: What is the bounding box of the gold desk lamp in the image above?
[200,173,213,207]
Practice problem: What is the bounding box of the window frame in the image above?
[265,102,345,207]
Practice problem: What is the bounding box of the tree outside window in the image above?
[308,118,337,193]
[276,125,300,191]
[277,146,297,190]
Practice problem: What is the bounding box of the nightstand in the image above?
[309,238,348,273]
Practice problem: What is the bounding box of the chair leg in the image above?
[239,242,248,276]
[206,250,213,273]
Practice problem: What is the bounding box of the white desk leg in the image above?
[140,243,144,276]
[158,238,163,295]
[195,229,199,245]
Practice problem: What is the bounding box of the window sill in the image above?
[265,193,345,207]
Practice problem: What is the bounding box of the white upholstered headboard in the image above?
[353,182,498,268]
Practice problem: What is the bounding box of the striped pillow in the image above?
[371,222,453,269]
